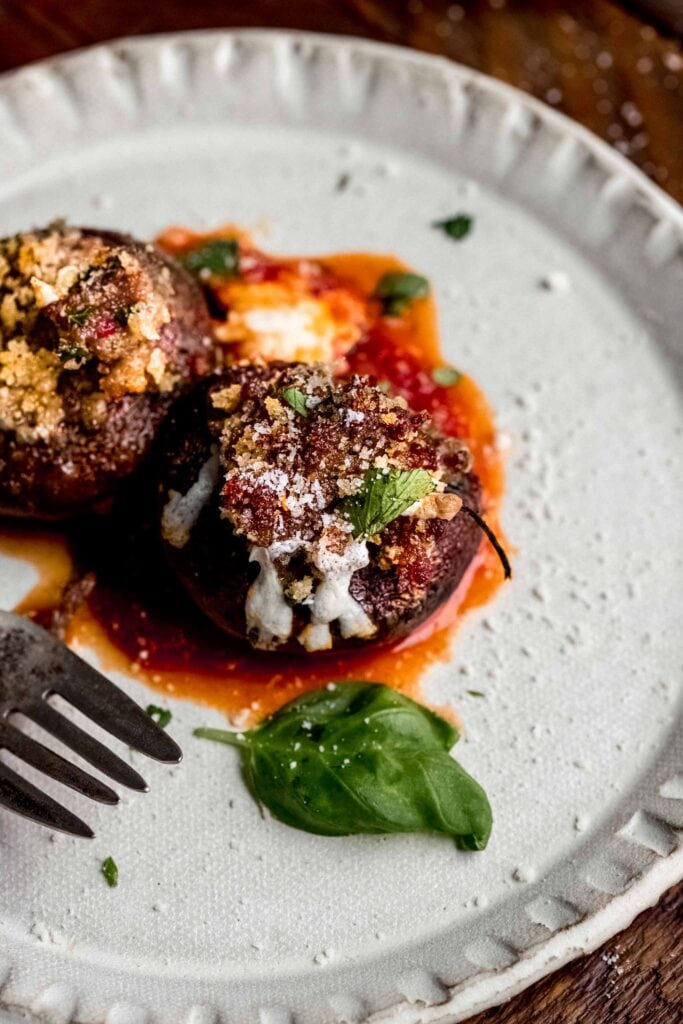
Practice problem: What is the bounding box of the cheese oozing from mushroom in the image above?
[299,536,375,652]
[245,544,296,649]
[161,452,220,549]
[245,534,376,652]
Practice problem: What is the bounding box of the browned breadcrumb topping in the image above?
[208,362,472,551]
[0,340,63,443]
[210,384,242,412]
[286,576,314,602]
[411,490,462,520]
[0,224,180,442]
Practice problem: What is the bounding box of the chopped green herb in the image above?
[195,682,492,849]
[467,690,485,698]
[432,213,473,241]
[341,467,435,539]
[146,705,172,729]
[58,345,90,364]
[101,856,118,888]
[336,171,351,192]
[66,306,95,327]
[374,272,430,316]
[182,239,240,278]
[281,387,309,418]
[432,366,462,387]
[114,305,135,328]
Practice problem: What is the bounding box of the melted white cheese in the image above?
[298,537,376,652]
[245,544,296,649]
[244,534,376,652]
[233,301,336,363]
[161,452,220,549]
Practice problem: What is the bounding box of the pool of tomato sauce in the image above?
[1,236,507,726]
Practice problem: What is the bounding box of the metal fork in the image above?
[0,610,182,838]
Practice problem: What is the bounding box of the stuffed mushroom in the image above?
[0,223,214,518]
[158,362,483,652]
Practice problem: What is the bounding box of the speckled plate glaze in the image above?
[0,30,681,1024]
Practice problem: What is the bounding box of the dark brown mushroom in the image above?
[157,362,483,653]
[0,224,214,518]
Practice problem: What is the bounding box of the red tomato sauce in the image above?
[0,231,508,724]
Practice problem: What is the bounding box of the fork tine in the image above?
[29,702,148,792]
[51,655,181,761]
[0,760,93,838]
[0,611,181,764]
[50,650,182,765]
[0,721,118,805]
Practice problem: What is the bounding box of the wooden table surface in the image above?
[0,1,681,1021]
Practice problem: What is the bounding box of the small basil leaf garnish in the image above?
[374,272,430,316]
[58,345,90,364]
[341,467,435,538]
[146,704,172,729]
[282,387,309,417]
[114,304,135,328]
[182,239,240,278]
[66,306,95,327]
[432,366,462,387]
[195,682,492,849]
[101,856,118,888]
[432,214,473,241]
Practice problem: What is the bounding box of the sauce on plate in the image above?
[0,233,508,724]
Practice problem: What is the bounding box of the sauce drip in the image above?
[0,239,508,724]
[1,522,73,616]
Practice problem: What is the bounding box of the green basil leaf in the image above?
[340,468,435,538]
[282,386,309,417]
[195,682,492,849]
[146,704,172,729]
[432,214,473,241]
[114,304,135,327]
[101,856,118,888]
[335,171,351,192]
[374,272,430,316]
[66,305,95,327]
[182,239,240,278]
[58,345,90,364]
[432,366,462,387]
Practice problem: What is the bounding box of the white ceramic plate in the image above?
[0,30,681,1024]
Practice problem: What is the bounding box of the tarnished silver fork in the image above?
[0,610,182,838]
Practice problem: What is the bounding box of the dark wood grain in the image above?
[1,0,682,198]
[0,1,681,1021]
[473,880,683,1023]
